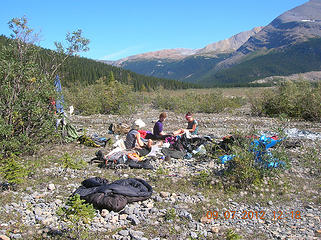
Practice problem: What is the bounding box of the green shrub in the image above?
[217,133,288,191]
[223,145,263,190]
[193,170,213,189]
[156,167,169,175]
[164,208,177,221]
[250,80,321,121]
[57,194,95,239]
[152,90,243,113]
[300,144,321,175]
[65,76,136,115]
[59,153,87,170]
[0,17,89,157]
[226,229,242,240]
[0,18,56,157]
[0,155,29,185]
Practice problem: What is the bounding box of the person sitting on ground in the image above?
[147,112,172,140]
[125,119,152,150]
[173,112,199,136]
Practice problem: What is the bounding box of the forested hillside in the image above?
[0,35,198,91]
[198,38,321,87]
[120,54,231,83]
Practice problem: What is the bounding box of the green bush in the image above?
[0,17,89,157]
[57,194,95,239]
[59,153,87,170]
[250,80,321,121]
[217,133,288,191]
[0,18,56,157]
[152,90,243,113]
[164,208,177,221]
[0,155,29,185]
[65,76,136,115]
[193,170,213,189]
[226,229,243,240]
[223,145,263,190]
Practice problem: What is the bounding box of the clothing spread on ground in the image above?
[89,121,298,173]
[138,130,149,139]
[73,177,153,212]
[92,150,154,170]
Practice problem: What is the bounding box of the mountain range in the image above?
[104,0,321,87]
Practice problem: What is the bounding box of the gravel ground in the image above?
[0,105,320,240]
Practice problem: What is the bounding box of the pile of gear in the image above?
[90,132,211,170]
[73,177,153,212]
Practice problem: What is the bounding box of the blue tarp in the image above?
[219,155,236,164]
[220,135,285,168]
[54,75,64,113]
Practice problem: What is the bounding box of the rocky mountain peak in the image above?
[239,0,321,54]
[215,0,321,70]
[196,27,263,55]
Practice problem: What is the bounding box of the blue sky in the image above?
[1,0,308,60]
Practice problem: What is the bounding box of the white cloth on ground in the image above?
[146,145,161,157]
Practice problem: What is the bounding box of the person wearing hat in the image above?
[125,119,152,150]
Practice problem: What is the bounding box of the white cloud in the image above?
[100,45,144,60]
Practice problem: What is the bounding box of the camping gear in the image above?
[78,135,109,147]
[250,135,285,168]
[73,177,153,212]
[56,115,81,143]
[192,145,207,155]
[219,135,285,168]
[146,145,161,157]
[127,152,142,161]
[108,123,130,135]
[219,155,235,164]
[135,147,151,157]
[62,122,80,143]
[91,150,153,170]
[54,75,64,114]
[161,148,185,159]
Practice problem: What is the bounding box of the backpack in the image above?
[78,135,108,147]
[108,123,130,135]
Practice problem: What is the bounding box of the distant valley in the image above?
[103,0,321,87]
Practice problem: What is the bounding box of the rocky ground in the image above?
[0,105,320,240]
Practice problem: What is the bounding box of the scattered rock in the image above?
[101,209,109,217]
[127,215,140,225]
[48,184,55,191]
[119,230,129,236]
[129,230,144,239]
[200,216,212,224]
[160,192,170,198]
[211,227,220,233]
[10,234,22,239]
[110,215,119,224]
[190,232,198,238]
[119,214,128,220]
